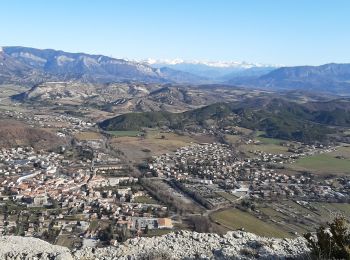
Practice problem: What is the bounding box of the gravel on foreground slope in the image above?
[0,231,310,260]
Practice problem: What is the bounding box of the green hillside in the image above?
[99,98,350,143]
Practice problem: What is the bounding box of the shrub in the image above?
[304,217,350,259]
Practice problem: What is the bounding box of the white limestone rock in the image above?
[1,231,309,260]
[0,236,72,260]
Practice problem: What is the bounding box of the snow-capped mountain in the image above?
[0,47,206,85]
[0,46,279,85]
[142,58,279,79]
[143,58,272,68]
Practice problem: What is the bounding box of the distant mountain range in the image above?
[143,58,277,79]
[1,46,350,95]
[229,63,350,94]
[0,46,205,85]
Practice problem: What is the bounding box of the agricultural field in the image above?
[210,201,350,239]
[107,130,142,137]
[241,143,289,155]
[224,134,241,144]
[235,127,253,135]
[289,148,350,175]
[210,208,292,238]
[328,145,350,158]
[238,133,291,155]
[74,131,103,141]
[109,130,214,162]
[256,136,285,145]
[258,201,350,236]
[133,196,158,204]
[216,192,239,202]
[310,202,350,220]
[143,229,173,237]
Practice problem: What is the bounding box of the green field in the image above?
[143,229,173,237]
[210,208,291,238]
[290,153,350,175]
[107,130,142,137]
[257,136,285,145]
[311,202,350,220]
[133,196,158,204]
[109,130,208,162]
[239,134,291,155]
[242,143,289,155]
[243,201,350,237]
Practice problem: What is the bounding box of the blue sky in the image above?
[1,0,349,65]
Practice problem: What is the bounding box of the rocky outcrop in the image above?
[0,236,72,260]
[1,231,309,260]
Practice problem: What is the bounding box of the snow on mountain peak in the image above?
[141,58,277,68]
[144,58,185,65]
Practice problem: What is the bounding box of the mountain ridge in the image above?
[229,63,350,94]
[2,46,350,94]
[99,97,350,142]
[145,59,278,79]
[0,46,204,85]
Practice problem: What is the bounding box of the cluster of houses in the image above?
[149,143,350,207]
[2,110,93,135]
[0,146,173,241]
[149,143,237,179]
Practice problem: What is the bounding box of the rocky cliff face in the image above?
[0,231,309,260]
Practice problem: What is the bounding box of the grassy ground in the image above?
[210,208,292,238]
[234,127,253,135]
[241,143,289,155]
[74,131,102,140]
[55,234,77,248]
[290,153,350,175]
[143,229,173,237]
[257,136,285,145]
[55,234,82,249]
[89,220,99,230]
[107,130,142,137]
[224,134,241,144]
[133,196,158,204]
[238,134,291,155]
[329,145,350,159]
[109,130,212,162]
[311,202,350,220]
[254,201,350,237]
[216,192,239,202]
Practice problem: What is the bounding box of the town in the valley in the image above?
[0,106,349,249]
